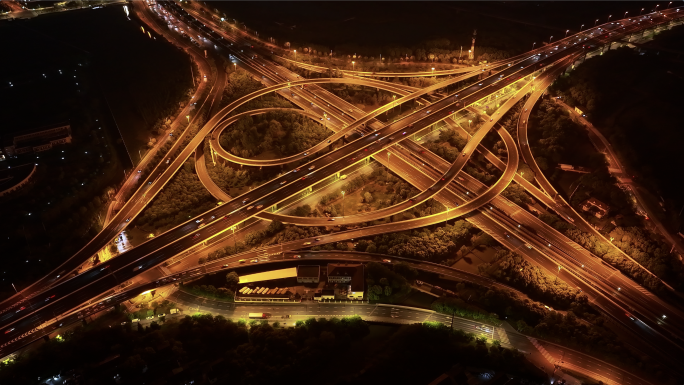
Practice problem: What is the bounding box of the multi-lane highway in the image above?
[2,3,684,381]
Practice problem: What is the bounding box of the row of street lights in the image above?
[539,4,674,47]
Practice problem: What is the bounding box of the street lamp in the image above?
[233,62,236,71]
[432,67,435,77]
[341,191,345,217]
[186,115,190,123]
[548,35,553,44]
[579,24,584,32]
[565,29,569,37]
[232,226,236,251]
[640,8,645,15]
[294,49,296,60]
[594,19,599,27]
[352,61,355,71]
[607,15,612,22]
[667,2,672,9]
[468,120,472,128]
[532,42,536,50]
[624,11,628,18]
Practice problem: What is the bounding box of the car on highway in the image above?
[303,242,312,245]
[301,176,307,180]
[100,265,110,271]
[328,218,335,221]
[223,215,231,220]
[158,313,166,318]
[315,238,321,241]
[45,295,56,301]
[16,306,26,313]
[198,223,206,229]
[239,259,246,264]
[222,264,230,268]
[425,110,431,114]
[476,325,491,333]
[293,168,300,172]
[293,255,301,259]
[196,218,204,223]
[193,233,200,239]
[251,259,259,263]
[247,205,254,210]
[256,205,263,209]
[137,170,141,173]
[382,259,392,263]
[146,316,155,320]
[280,180,287,185]
[308,165,316,170]
[242,198,250,204]
[126,218,131,222]
[4,328,15,334]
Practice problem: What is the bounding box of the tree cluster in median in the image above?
[478,250,590,313]
[540,213,672,295]
[219,110,331,158]
[136,160,216,232]
[529,98,605,173]
[355,221,480,263]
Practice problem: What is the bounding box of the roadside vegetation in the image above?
[0,307,544,384]
[526,97,684,293]
[549,28,684,229]
[437,251,668,379]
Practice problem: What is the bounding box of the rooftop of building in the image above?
[297,265,320,278]
[327,263,364,292]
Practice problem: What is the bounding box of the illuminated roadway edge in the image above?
[515,80,672,290]
[1,0,672,332]
[1,3,684,368]
[180,8,684,362]
[204,58,571,226]
[0,49,570,344]
[13,249,658,385]
[0,0,668,340]
[169,0,681,298]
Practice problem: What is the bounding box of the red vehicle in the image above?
[16,306,25,313]
[4,328,14,334]
[100,265,110,271]
[301,176,307,180]
[223,215,231,220]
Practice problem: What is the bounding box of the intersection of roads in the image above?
[2,2,684,383]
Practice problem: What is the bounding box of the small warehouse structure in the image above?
[297,265,320,283]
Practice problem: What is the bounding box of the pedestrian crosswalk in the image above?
[527,336,556,364]
[632,284,653,297]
